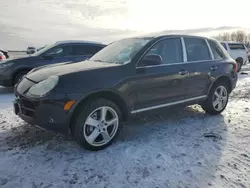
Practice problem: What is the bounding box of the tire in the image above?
[71,98,122,151]
[13,71,29,86]
[202,82,229,115]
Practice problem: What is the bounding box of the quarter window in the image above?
[144,38,183,65]
[208,40,224,59]
[184,38,211,61]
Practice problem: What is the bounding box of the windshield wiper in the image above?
[92,60,104,62]
[92,59,115,64]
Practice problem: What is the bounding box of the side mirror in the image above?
[140,54,163,66]
[42,55,54,60]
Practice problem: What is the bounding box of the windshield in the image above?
[31,43,56,56]
[89,38,151,64]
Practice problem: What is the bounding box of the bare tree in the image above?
[221,32,231,41]
[231,32,237,41]
[212,31,250,43]
[236,31,246,42]
[212,35,221,40]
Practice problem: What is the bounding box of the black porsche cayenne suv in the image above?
[14,35,238,151]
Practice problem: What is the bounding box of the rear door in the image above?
[182,37,226,98]
[181,37,216,97]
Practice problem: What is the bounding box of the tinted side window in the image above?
[71,45,104,56]
[88,46,105,54]
[71,45,87,55]
[45,46,70,57]
[184,38,211,61]
[208,40,224,59]
[145,38,183,65]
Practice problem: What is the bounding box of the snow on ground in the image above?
[0,72,250,188]
[0,87,14,109]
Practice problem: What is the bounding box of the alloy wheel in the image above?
[212,86,228,111]
[83,106,119,147]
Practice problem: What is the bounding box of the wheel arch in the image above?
[235,57,243,63]
[12,68,32,85]
[207,75,233,95]
[69,90,129,128]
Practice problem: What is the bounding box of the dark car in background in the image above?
[14,35,237,151]
[0,40,106,87]
[26,47,37,54]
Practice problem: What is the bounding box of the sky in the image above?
[1,0,250,49]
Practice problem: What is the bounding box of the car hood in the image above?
[26,60,120,82]
[0,55,36,63]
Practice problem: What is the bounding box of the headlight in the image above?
[0,62,13,69]
[28,76,59,97]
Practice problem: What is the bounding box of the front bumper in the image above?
[13,93,71,135]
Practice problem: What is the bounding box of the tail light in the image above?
[234,61,238,72]
[0,55,5,60]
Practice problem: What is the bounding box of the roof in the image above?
[55,40,104,45]
[131,34,212,40]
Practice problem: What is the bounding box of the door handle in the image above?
[178,70,188,75]
[210,66,218,71]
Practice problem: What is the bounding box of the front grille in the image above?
[19,97,38,110]
[15,94,39,118]
[20,107,35,117]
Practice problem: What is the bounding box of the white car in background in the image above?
[26,47,37,54]
[220,41,249,72]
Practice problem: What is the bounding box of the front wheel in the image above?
[202,83,229,115]
[71,99,122,151]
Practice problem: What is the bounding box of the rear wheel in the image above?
[202,82,229,115]
[71,98,122,151]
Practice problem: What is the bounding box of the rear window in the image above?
[208,40,224,59]
[228,43,246,50]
